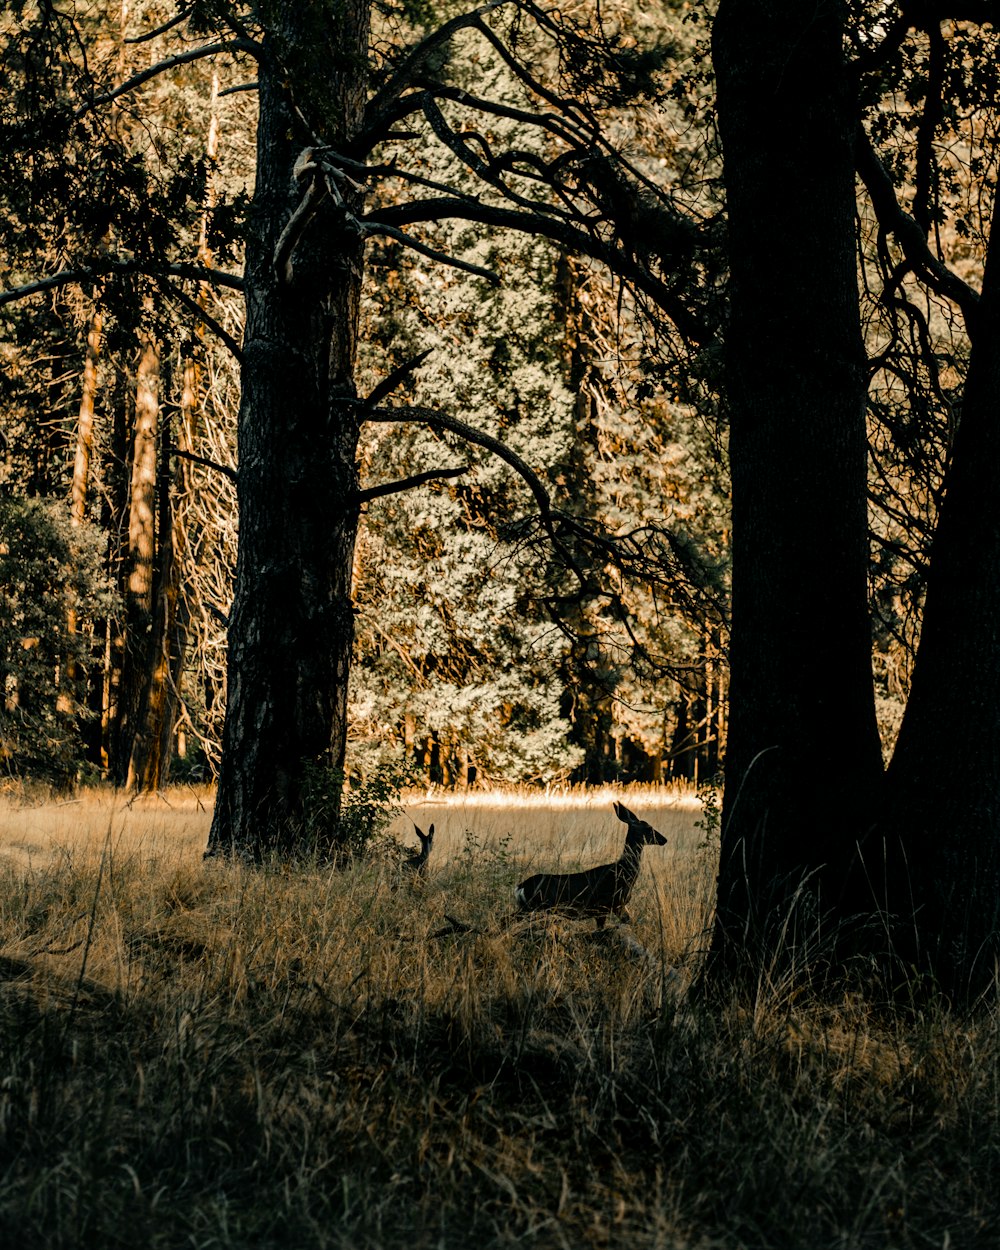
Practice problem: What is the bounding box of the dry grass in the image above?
[0,788,997,1248]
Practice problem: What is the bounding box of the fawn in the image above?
[403,822,434,877]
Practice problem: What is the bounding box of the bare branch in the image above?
[172,448,239,485]
[856,128,980,331]
[369,198,710,343]
[76,38,258,118]
[363,0,511,143]
[354,465,469,504]
[219,81,259,97]
[0,259,244,309]
[125,8,192,44]
[273,155,330,283]
[358,401,588,587]
[155,277,243,362]
[362,348,434,409]
[361,221,499,282]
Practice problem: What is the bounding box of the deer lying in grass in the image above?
[515,802,667,928]
[402,823,434,877]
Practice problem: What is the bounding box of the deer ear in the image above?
[615,802,636,822]
[427,824,434,837]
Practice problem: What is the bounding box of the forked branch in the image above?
[856,128,979,331]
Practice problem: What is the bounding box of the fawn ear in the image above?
[615,802,636,822]
[427,824,434,838]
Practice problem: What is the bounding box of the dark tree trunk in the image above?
[710,0,883,977]
[881,193,1000,998]
[207,3,370,858]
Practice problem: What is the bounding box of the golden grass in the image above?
[0,788,997,1249]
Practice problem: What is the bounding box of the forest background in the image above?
[0,0,735,802]
[2,0,1000,990]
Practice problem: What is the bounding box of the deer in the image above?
[514,802,667,928]
[402,822,434,878]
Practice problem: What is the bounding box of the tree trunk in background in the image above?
[207,2,370,858]
[881,192,1000,999]
[100,361,131,771]
[128,401,190,791]
[61,307,103,724]
[709,0,883,978]
[111,334,158,783]
[128,67,218,792]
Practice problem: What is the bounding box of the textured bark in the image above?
[207,3,370,858]
[111,334,159,783]
[128,407,189,791]
[881,191,1000,998]
[710,0,883,976]
[61,308,103,719]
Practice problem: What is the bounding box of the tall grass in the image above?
[0,790,997,1248]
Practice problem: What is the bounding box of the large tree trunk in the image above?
[881,192,1000,998]
[709,0,883,977]
[206,4,370,858]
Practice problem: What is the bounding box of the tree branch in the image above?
[362,0,511,145]
[354,465,469,504]
[361,221,500,282]
[155,277,243,362]
[0,259,244,308]
[362,348,434,409]
[171,447,238,485]
[368,198,710,342]
[358,401,589,587]
[856,127,980,330]
[125,8,193,44]
[75,38,258,117]
[218,81,259,97]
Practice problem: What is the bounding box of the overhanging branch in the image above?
[156,277,243,362]
[368,198,710,343]
[361,221,499,282]
[0,259,244,309]
[75,38,259,117]
[171,448,238,484]
[357,401,589,587]
[354,465,469,504]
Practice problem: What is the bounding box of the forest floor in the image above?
[0,786,996,1248]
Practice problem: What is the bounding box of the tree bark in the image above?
[881,190,1000,998]
[128,405,189,791]
[111,332,159,783]
[61,307,103,722]
[206,3,370,858]
[710,0,883,978]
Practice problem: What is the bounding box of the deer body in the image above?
[515,802,667,928]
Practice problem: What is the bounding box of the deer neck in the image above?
[617,839,645,882]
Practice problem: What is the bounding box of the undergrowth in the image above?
[0,830,996,1249]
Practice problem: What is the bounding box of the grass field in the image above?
[0,786,997,1248]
